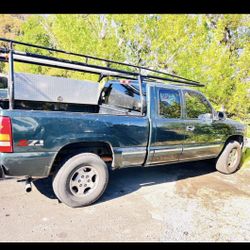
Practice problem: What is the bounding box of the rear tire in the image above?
[52,153,109,208]
[216,140,242,174]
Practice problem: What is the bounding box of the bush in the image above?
[242,148,250,168]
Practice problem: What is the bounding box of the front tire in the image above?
[52,153,109,208]
[216,140,242,174]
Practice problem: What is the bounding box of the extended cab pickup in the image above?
[0,79,247,207]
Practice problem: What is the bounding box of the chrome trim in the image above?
[114,147,147,156]
[150,145,182,152]
[154,148,182,153]
[122,150,147,156]
[181,154,217,160]
[183,144,222,151]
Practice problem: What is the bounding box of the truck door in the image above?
[180,90,224,160]
[147,86,186,165]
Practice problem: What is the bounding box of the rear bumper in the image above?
[0,152,57,178]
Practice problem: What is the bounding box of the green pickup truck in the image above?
[0,38,247,208]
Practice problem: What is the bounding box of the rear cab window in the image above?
[101,81,146,114]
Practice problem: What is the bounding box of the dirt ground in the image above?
[1,160,250,242]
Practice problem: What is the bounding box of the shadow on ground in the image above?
[33,160,216,204]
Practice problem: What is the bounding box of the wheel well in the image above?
[225,135,244,146]
[50,142,113,174]
[218,135,244,158]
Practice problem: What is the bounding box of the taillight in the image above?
[0,116,13,153]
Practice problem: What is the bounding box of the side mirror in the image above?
[217,111,226,120]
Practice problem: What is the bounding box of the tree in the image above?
[5,14,250,120]
[0,14,26,72]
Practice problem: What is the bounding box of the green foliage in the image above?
[1,14,249,121]
[0,14,25,40]
[184,91,212,119]
[0,14,25,72]
[242,148,250,168]
[159,90,181,118]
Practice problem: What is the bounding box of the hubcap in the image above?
[227,148,238,168]
[69,166,98,197]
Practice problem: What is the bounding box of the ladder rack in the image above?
[0,37,205,113]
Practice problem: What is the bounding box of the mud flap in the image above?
[0,166,5,179]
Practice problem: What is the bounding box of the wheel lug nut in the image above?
[79,184,82,187]
[78,180,81,183]
[84,184,87,187]
[81,175,84,178]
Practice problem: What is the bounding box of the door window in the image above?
[158,88,181,119]
[184,90,212,119]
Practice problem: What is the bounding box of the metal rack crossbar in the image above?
[0,37,205,113]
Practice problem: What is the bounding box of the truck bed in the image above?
[0,108,149,177]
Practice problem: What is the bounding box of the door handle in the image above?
[186,125,195,131]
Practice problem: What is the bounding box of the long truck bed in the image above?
[0,108,150,177]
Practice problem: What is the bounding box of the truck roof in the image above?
[107,79,194,91]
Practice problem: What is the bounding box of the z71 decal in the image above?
[17,139,44,147]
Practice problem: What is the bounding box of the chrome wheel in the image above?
[69,165,98,197]
[227,148,238,168]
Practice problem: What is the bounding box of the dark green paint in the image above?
[0,82,246,178]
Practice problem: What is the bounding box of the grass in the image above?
[242,148,250,168]
[247,125,250,138]
[242,124,250,168]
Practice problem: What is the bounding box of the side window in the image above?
[184,90,212,119]
[159,88,181,119]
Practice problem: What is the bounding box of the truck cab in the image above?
[99,80,246,169]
